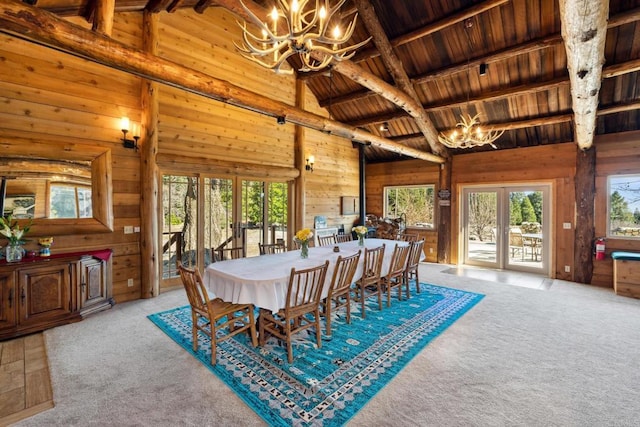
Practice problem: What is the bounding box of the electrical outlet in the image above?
[564,265,571,273]
[134,226,140,233]
[429,247,434,253]
[124,226,133,234]
[127,278,134,287]
[563,222,572,229]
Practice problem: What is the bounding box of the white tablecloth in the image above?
[203,238,408,313]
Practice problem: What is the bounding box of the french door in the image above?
[161,174,288,287]
[462,184,550,274]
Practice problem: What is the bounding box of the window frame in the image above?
[383,184,436,229]
[607,174,640,240]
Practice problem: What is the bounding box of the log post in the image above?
[92,0,115,36]
[140,10,160,298]
[574,146,596,284]
[437,161,452,264]
[294,79,307,238]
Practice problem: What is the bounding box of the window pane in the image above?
[77,187,93,218]
[50,185,78,218]
[162,175,197,278]
[608,175,640,238]
[384,185,435,228]
[204,177,234,264]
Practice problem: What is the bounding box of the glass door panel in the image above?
[464,190,499,267]
[506,189,547,272]
[204,177,236,263]
[161,175,198,281]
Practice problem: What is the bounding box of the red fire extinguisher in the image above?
[594,237,606,260]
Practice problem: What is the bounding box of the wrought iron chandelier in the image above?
[235,0,371,74]
[438,19,503,149]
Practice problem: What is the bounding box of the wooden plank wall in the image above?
[365,160,441,262]
[0,14,143,303]
[451,143,577,280]
[593,130,640,287]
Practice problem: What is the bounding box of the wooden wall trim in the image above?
[156,153,300,181]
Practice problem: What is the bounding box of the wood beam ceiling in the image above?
[212,0,448,158]
[352,0,446,158]
[0,0,444,164]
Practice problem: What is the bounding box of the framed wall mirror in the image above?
[0,139,114,235]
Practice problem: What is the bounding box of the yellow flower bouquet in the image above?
[352,225,368,246]
[294,228,313,258]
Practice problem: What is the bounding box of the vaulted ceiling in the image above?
[10,0,640,163]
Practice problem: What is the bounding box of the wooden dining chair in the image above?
[213,246,245,262]
[259,261,329,363]
[320,251,361,336]
[177,262,258,366]
[354,244,386,319]
[398,233,419,242]
[335,233,353,243]
[317,234,336,246]
[405,239,425,294]
[259,242,286,255]
[381,243,411,306]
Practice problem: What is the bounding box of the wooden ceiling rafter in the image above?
[318,5,640,115]
[212,0,449,158]
[559,0,609,150]
[145,0,176,14]
[352,0,447,158]
[0,0,444,164]
[349,0,510,64]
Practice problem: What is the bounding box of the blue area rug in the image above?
[148,283,483,426]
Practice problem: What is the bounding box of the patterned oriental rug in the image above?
[148,283,484,426]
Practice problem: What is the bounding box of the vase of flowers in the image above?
[39,237,54,257]
[294,228,313,259]
[352,225,368,247]
[0,215,31,263]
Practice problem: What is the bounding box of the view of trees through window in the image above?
[384,185,434,228]
[50,184,92,219]
[609,175,640,238]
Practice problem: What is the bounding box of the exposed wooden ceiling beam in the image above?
[92,0,115,36]
[213,0,448,158]
[351,0,510,63]
[0,0,444,164]
[324,6,640,109]
[351,55,640,127]
[194,0,215,14]
[352,0,447,157]
[560,0,608,150]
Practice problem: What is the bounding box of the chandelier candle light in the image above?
[236,0,371,74]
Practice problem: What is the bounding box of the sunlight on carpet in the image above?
[148,283,483,426]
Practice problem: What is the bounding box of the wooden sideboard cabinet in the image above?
[0,250,114,340]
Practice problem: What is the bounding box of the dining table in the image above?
[203,238,410,313]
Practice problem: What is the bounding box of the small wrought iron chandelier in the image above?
[235,0,371,74]
[438,19,503,149]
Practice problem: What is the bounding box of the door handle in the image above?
[8,288,13,308]
[21,287,25,306]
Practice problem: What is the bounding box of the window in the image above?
[50,184,92,219]
[608,174,640,238]
[384,185,435,228]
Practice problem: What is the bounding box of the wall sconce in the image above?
[277,116,286,125]
[305,155,315,172]
[120,117,139,150]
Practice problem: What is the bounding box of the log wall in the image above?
[593,130,640,287]
[365,159,441,262]
[0,15,142,303]
[0,8,359,302]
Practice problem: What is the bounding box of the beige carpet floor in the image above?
[12,263,640,426]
